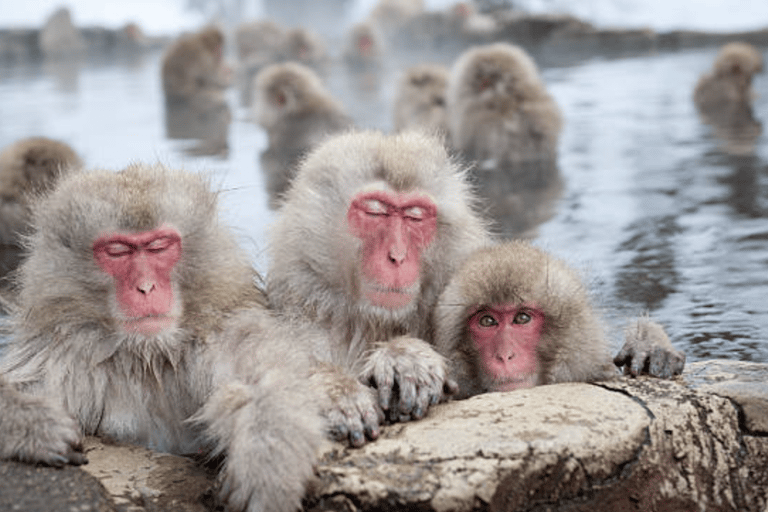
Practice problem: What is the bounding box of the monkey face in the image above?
[93,226,183,335]
[468,303,543,392]
[347,187,437,311]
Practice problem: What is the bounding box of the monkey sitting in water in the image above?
[433,241,685,398]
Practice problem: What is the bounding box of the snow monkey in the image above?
[446,42,562,166]
[433,241,686,398]
[0,163,325,512]
[161,25,230,105]
[267,130,491,446]
[694,41,763,120]
[0,136,82,279]
[392,63,450,134]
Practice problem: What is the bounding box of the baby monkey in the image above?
[433,241,685,398]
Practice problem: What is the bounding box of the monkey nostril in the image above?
[137,282,156,295]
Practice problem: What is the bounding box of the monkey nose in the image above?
[388,246,407,265]
[137,282,156,295]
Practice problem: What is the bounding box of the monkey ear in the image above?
[275,92,287,106]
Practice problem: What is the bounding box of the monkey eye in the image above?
[403,206,426,220]
[513,312,532,324]
[103,242,133,258]
[477,314,498,327]
[363,199,388,216]
[145,237,175,253]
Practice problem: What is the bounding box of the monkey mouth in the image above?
[121,314,177,336]
[364,283,418,310]
[490,376,536,392]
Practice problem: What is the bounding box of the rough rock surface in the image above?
[0,359,765,511]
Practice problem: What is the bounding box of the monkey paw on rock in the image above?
[0,393,86,467]
[613,317,686,379]
[362,336,458,423]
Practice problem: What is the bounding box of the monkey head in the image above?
[268,130,488,325]
[20,164,259,342]
[434,241,610,397]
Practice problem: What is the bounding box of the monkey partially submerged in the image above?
[434,241,686,398]
[0,164,325,512]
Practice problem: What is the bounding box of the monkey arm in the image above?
[0,375,86,467]
[309,361,383,448]
[360,336,458,424]
[613,317,686,379]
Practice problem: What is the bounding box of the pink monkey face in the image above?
[93,226,182,335]
[468,304,545,391]
[347,189,437,310]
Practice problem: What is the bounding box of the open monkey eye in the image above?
[363,199,388,216]
[513,311,532,324]
[477,313,498,327]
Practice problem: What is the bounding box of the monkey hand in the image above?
[310,365,383,447]
[0,393,86,467]
[613,317,686,379]
[361,336,458,423]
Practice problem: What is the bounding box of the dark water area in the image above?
[0,38,766,363]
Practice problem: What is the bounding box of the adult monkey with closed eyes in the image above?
[0,164,325,512]
[267,130,491,446]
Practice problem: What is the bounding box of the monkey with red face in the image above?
[268,130,490,446]
[0,164,325,512]
[433,241,685,398]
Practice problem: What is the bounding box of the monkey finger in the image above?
[362,409,382,441]
[66,450,88,466]
[396,376,417,416]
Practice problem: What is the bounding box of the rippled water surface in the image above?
[1,41,766,362]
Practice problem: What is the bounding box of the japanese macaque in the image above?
[268,130,491,446]
[39,7,86,58]
[254,62,354,205]
[446,42,562,167]
[433,241,686,399]
[0,137,82,279]
[282,28,329,69]
[392,64,449,134]
[0,164,325,512]
[344,21,385,70]
[694,42,764,155]
[162,26,231,156]
[235,20,286,105]
[161,26,230,106]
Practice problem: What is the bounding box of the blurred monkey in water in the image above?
[433,241,686,398]
[446,42,562,167]
[694,42,764,154]
[161,26,230,106]
[392,63,450,134]
[0,137,82,279]
[267,130,490,446]
[0,164,325,512]
[253,62,354,206]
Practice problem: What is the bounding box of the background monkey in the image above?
[392,63,450,134]
[433,241,686,398]
[0,163,325,512]
[161,26,230,106]
[0,136,82,280]
[253,62,354,206]
[446,42,562,167]
[694,41,763,119]
[267,130,490,446]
